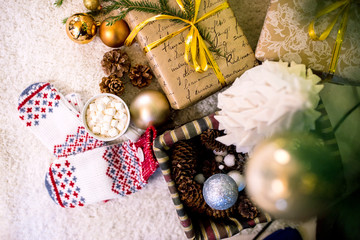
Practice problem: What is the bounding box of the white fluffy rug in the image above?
[0,0,327,239]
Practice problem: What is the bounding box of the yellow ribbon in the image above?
[308,0,352,80]
[125,0,229,86]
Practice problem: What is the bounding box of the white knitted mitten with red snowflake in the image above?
[45,127,158,208]
[17,82,104,157]
[64,92,84,114]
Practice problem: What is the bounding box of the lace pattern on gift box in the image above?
[256,0,360,79]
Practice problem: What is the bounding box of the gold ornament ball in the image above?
[245,132,343,220]
[65,13,98,44]
[99,19,130,48]
[83,0,101,11]
[130,90,170,129]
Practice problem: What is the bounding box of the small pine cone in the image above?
[171,141,197,170]
[238,195,259,219]
[129,64,153,88]
[101,49,130,77]
[204,203,237,219]
[200,129,231,152]
[180,182,203,209]
[202,159,221,178]
[99,74,125,96]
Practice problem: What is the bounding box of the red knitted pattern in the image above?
[136,126,158,182]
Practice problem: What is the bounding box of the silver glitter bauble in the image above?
[203,173,238,210]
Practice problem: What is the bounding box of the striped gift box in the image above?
[153,102,342,240]
[153,113,271,239]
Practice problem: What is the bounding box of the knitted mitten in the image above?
[17,82,104,157]
[45,127,158,208]
[64,93,84,114]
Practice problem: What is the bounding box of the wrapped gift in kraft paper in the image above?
[125,0,257,109]
[255,0,360,85]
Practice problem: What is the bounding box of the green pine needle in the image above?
[197,25,224,57]
[54,0,64,7]
[159,0,169,9]
[183,0,195,19]
[104,0,187,19]
[105,11,130,25]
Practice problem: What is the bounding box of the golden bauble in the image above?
[65,13,99,44]
[245,132,343,220]
[83,0,101,10]
[99,19,130,48]
[130,90,170,129]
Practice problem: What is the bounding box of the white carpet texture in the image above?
[0,0,304,239]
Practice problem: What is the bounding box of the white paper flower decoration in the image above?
[214,61,323,153]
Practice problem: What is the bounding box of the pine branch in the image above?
[197,25,224,57]
[104,0,187,19]
[54,0,64,7]
[183,0,195,19]
[103,1,124,14]
[159,0,169,9]
[105,10,131,25]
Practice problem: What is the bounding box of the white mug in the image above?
[81,93,141,142]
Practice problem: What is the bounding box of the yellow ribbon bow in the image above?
[124,0,229,86]
[308,0,352,81]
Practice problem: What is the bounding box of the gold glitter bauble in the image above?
[245,132,343,220]
[130,90,170,129]
[83,0,101,11]
[99,19,130,48]
[65,13,99,44]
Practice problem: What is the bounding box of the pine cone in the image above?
[171,141,197,170]
[101,49,130,77]
[99,74,125,96]
[205,203,237,219]
[129,64,153,88]
[238,195,259,219]
[179,180,203,209]
[201,159,221,178]
[200,129,232,152]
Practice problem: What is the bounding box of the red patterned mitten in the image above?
[17,82,104,157]
[45,127,158,208]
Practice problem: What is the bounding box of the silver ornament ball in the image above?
[203,173,238,210]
